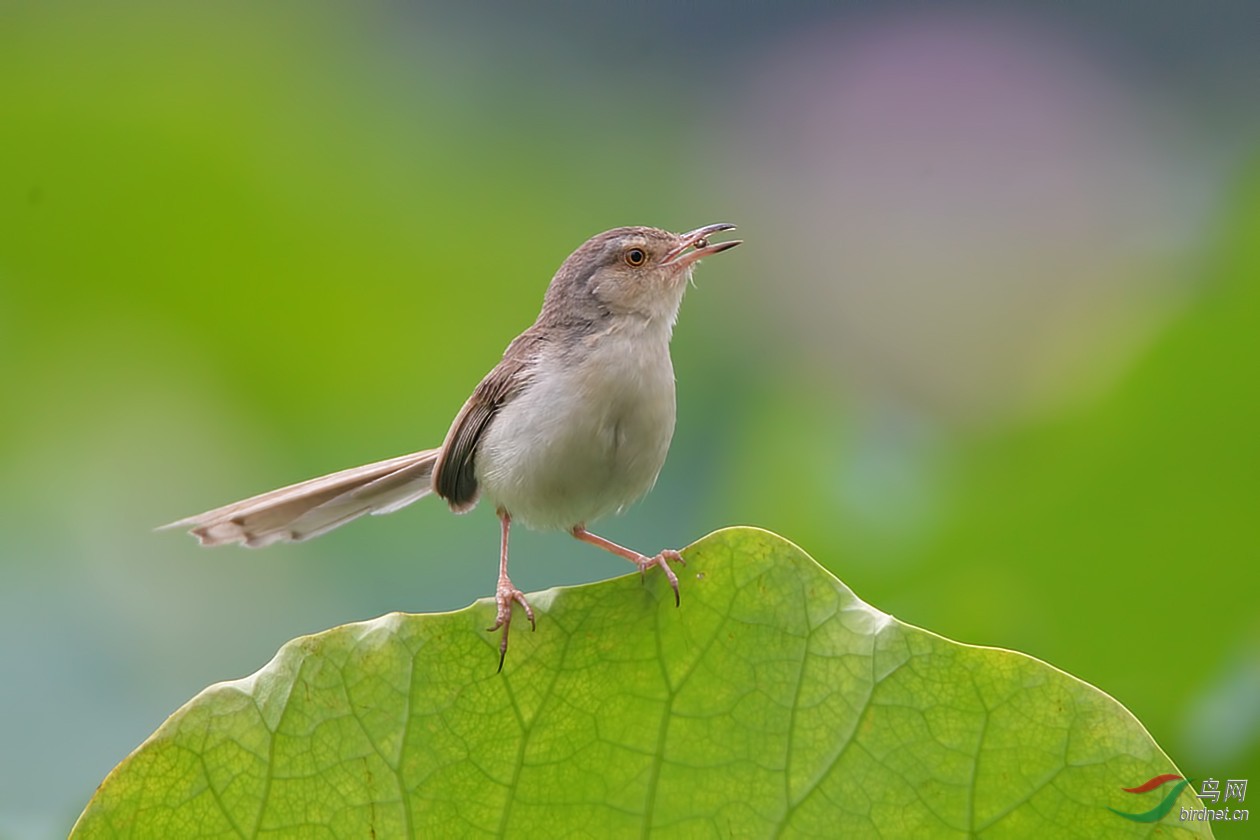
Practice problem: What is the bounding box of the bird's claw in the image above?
[637,549,685,607]
[489,582,535,672]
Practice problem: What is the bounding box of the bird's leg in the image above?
[489,508,534,672]
[570,525,685,607]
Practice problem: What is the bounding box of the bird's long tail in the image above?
[161,448,441,547]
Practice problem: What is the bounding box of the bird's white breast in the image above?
[475,322,677,531]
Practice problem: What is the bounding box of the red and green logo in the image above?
[1109,774,1190,822]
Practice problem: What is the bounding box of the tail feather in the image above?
[161,448,441,547]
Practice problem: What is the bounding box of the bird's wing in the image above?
[433,332,541,512]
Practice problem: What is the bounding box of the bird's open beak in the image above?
[662,223,742,268]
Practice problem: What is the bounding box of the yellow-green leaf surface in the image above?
[73,528,1209,838]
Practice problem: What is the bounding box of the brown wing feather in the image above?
[433,332,542,511]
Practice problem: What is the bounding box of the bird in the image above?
[164,223,742,668]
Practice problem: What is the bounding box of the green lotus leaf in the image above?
[72,527,1209,838]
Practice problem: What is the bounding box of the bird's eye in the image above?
[624,248,646,267]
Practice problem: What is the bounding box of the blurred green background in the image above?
[2,2,1257,836]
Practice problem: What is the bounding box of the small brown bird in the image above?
[165,223,741,668]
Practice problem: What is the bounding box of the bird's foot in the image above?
[569,526,687,608]
[636,549,685,607]
[488,579,535,672]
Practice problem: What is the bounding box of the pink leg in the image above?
[488,509,535,672]
[570,526,685,607]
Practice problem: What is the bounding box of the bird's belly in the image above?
[476,344,676,531]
